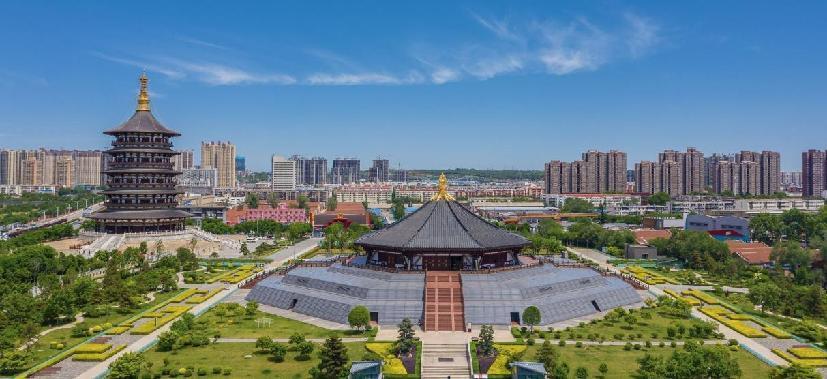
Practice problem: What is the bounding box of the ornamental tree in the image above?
[348,305,370,331]
[523,306,541,332]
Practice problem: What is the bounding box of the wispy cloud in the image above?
[94,52,295,86]
[0,68,49,87]
[95,12,661,87]
[306,72,424,86]
[176,36,229,50]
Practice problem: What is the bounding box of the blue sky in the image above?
[0,1,825,171]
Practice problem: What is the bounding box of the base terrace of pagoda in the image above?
[367,249,519,271]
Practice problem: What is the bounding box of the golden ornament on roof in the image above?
[431,173,455,201]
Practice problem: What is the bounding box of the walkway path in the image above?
[421,342,471,379]
[265,237,321,268]
[215,337,367,343]
[18,313,85,351]
[647,285,787,366]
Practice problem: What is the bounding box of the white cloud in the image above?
[167,59,296,85]
[623,13,660,58]
[306,72,423,86]
[176,36,229,50]
[94,12,661,87]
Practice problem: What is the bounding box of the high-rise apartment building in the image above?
[739,161,760,196]
[634,161,660,194]
[0,149,103,187]
[369,158,390,183]
[0,149,19,185]
[660,160,683,196]
[290,156,327,186]
[235,156,246,173]
[201,141,236,188]
[781,172,802,189]
[759,151,781,195]
[655,148,704,195]
[704,153,734,188]
[802,150,826,198]
[54,157,73,188]
[271,155,297,191]
[544,150,627,194]
[172,149,194,171]
[331,158,360,185]
[712,160,738,194]
[73,151,103,186]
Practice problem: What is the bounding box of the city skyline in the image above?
[2,2,827,171]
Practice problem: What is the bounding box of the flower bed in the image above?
[73,343,111,354]
[773,349,827,367]
[726,313,753,321]
[789,347,827,359]
[762,326,792,339]
[662,289,702,306]
[681,290,719,305]
[105,326,131,335]
[723,320,766,338]
[365,342,408,375]
[185,288,224,304]
[169,288,198,303]
[130,305,192,335]
[487,344,527,375]
[73,344,126,361]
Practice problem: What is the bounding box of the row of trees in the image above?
[1,242,186,374]
[0,223,76,253]
[201,218,311,241]
[510,219,635,256]
[0,189,102,226]
[750,207,827,245]
[320,222,370,252]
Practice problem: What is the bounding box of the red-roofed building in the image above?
[632,229,672,245]
[725,240,773,266]
[226,202,307,225]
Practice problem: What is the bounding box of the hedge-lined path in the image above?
[214,337,368,343]
[18,313,86,351]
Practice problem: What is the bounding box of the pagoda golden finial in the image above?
[431,172,455,201]
[136,72,150,111]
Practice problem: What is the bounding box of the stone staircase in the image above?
[421,343,471,378]
[424,271,465,331]
[82,234,124,256]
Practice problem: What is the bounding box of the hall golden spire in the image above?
[136,72,150,111]
[431,172,455,201]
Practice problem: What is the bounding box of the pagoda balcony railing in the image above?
[111,141,173,149]
[106,183,179,190]
[105,203,179,210]
[107,162,174,170]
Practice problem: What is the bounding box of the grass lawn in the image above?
[143,342,370,379]
[557,307,715,341]
[509,344,772,379]
[19,290,182,373]
[198,308,374,339]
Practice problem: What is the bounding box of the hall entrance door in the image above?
[423,256,449,270]
[449,256,462,270]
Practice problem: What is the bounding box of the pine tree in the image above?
[478,325,495,356]
[312,336,349,379]
[535,340,558,373]
[395,318,416,354]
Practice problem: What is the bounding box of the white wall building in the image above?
[271,155,297,192]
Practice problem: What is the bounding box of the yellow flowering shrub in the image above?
[365,342,408,375]
[789,347,827,359]
[487,344,527,375]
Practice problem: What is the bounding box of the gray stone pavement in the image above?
[265,237,321,267]
[215,337,367,343]
[659,284,749,294]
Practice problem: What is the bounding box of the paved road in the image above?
[265,237,321,268]
[73,239,320,379]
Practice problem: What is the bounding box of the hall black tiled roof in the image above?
[104,110,181,136]
[355,200,529,252]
